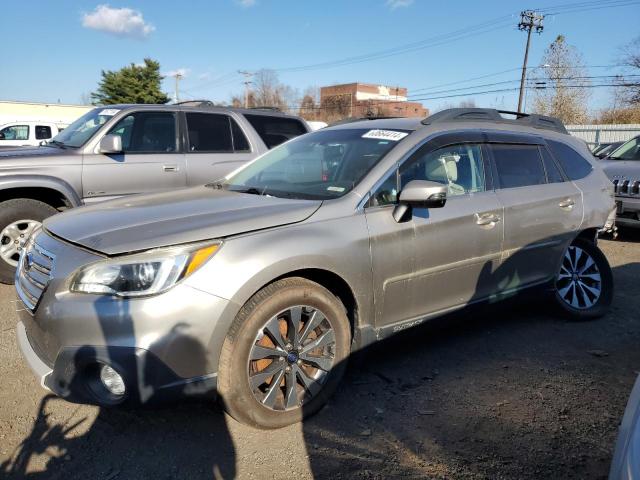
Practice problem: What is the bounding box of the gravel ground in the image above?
[0,232,638,479]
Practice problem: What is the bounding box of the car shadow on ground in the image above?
[2,257,638,479]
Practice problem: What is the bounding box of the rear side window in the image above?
[186,113,232,152]
[540,146,565,183]
[35,125,52,140]
[231,119,251,152]
[490,144,546,189]
[243,114,307,149]
[547,140,593,180]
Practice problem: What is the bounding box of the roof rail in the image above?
[249,106,281,112]
[174,100,217,107]
[329,116,403,127]
[421,108,568,134]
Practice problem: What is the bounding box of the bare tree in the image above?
[299,86,319,120]
[532,35,590,124]
[620,36,640,106]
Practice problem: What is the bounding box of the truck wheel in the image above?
[552,237,614,320]
[0,199,58,284]
[218,277,351,429]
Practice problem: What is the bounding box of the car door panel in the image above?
[82,111,186,201]
[365,139,503,328]
[488,142,584,289]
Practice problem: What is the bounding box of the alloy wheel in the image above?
[248,306,336,411]
[556,245,602,310]
[0,220,40,267]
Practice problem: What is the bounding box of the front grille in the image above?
[16,238,55,311]
[614,177,640,197]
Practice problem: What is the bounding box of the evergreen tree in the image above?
[91,58,170,105]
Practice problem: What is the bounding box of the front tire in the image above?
[553,237,613,320]
[218,277,351,429]
[0,199,58,284]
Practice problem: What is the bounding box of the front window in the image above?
[51,107,121,148]
[371,143,486,207]
[0,125,29,141]
[608,137,640,161]
[222,128,410,200]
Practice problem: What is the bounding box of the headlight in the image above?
[70,243,220,297]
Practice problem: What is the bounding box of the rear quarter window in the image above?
[243,114,308,149]
[547,140,593,180]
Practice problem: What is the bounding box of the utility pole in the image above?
[171,72,183,103]
[517,10,544,113]
[238,70,254,108]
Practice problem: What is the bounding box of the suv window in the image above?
[547,140,593,179]
[243,114,307,149]
[605,136,640,161]
[0,125,29,141]
[186,113,232,152]
[540,146,565,183]
[35,125,52,140]
[108,112,177,153]
[371,143,486,206]
[490,144,546,189]
[185,113,251,153]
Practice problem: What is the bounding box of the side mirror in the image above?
[393,180,447,222]
[99,134,123,154]
[0,133,5,140]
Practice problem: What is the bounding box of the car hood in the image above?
[600,160,640,180]
[44,186,322,255]
[0,146,69,159]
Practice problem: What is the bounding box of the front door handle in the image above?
[558,199,575,209]
[475,213,501,226]
[163,165,178,173]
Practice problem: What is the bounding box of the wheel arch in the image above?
[0,176,82,210]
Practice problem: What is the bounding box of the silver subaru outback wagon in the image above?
[15,108,616,429]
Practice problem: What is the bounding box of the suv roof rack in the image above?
[174,100,218,107]
[421,108,568,134]
[249,106,282,112]
[329,116,403,126]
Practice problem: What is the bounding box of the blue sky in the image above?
[1,0,638,113]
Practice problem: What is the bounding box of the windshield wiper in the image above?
[47,140,67,149]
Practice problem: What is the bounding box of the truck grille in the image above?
[16,238,55,312]
[613,178,640,196]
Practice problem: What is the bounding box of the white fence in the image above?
[566,124,640,147]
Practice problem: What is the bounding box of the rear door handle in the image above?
[558,199,575,209]
[475,213,501,226]
[163,165,178,173]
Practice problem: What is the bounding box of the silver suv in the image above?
[15,108,616,429]
[0,103,309,283]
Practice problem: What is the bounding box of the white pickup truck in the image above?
[0,121,64,148]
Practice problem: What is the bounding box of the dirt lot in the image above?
[0,232,639,480]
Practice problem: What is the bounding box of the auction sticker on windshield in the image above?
[99,109,120,116]
[362,130,409,141]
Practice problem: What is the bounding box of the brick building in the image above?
[319,83,428,121]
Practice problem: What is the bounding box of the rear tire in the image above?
[0,199,58,284]
[552,237,613,320]
[218,277,351,429]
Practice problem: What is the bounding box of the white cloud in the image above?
[386,0,414,9]
[82,5,155,38]
[236,0,256,7]
[164,68,190,78]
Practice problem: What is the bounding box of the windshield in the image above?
[50,107,121,148]
[608,136,640,160]
[222,128,410,200]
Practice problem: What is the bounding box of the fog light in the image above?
[99,364,125,396]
